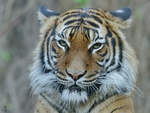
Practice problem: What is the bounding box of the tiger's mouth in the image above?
[57,82,101,95]
[55,72,103,96]
[68,84,83,92]
[57,83,85,93]
[57,81,102,103]
[60,84,88,103]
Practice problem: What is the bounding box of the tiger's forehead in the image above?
[58,8,105,27]
[60,8,105,18]
[55,8,108,42]
[58,26,102,42]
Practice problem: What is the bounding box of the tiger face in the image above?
[30,6,138,104]
[52,26,107,102]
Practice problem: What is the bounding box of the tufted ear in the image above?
[107,8,132,29]
[38,5,60,25]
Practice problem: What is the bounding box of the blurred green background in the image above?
[0,0,150,113]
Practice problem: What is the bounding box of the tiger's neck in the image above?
[34,92,134,113]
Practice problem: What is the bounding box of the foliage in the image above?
[0,49,11,61]
[73,0,88,7]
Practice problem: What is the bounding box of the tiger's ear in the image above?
[107,8,132,29]
[38,5,60,25]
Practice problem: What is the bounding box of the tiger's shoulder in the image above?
[34,96,58,113]
[34,94,134,113]
[91,95,134,113]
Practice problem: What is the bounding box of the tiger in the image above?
[30,6,138,113]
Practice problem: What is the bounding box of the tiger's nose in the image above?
[65,69,87,81]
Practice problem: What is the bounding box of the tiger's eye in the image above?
[92,43,101,49]
[88,43,102,53]
[58,40,67,47]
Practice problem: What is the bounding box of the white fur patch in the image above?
[98,50,136,97]
[61,89,88,103]
[29,47,57,94]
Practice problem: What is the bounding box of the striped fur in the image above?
[30,7,138,113]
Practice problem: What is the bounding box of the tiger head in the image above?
[30,6,138,104]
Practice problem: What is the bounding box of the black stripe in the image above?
[40,94,64,113]
[112,30,123,65]
[57,83,65,93]
[88,101,97,113]
[89,10,105,18]
[100,49,107,57]
[84,26,98,34]
[57,71,66,77]
[111,38,116,47]
[47,21,57,69]
[69,27,76,39]
[61,11,80,17]
[63,14,80,21]
[94,37,99,41]
[44,69,52,73]
[116,33,123,63]
[40,40,45,68]
[96,62,103,67]
[83,28,90,40]
[53,61,58,66]
[88,93,118,113]
[106,26,112,37]
[64,19,82,25]
[57,76,67,81]
[63,13,103,27]
[44,31,50,39]
[84,33,90,40]
[105,38,116,71]
[63,11,89,21]
[52,45,57,54]
[86,21,99,28]
[47,36,52,67]
[110,106,125,113]
[62,26,79,34]
[109,38,116,67]
[51,22,57,36]
[99,58,104,62]
[86,74,96,78]
[83,27,91,40]
[83,78,97,82]
[40,38,52,73]
[40,28,51,71]
[86,85,99,97]
[91,15,103,24]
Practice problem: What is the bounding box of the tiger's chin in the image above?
[61,89,88,104]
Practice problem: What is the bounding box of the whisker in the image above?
[134,86,144,97]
